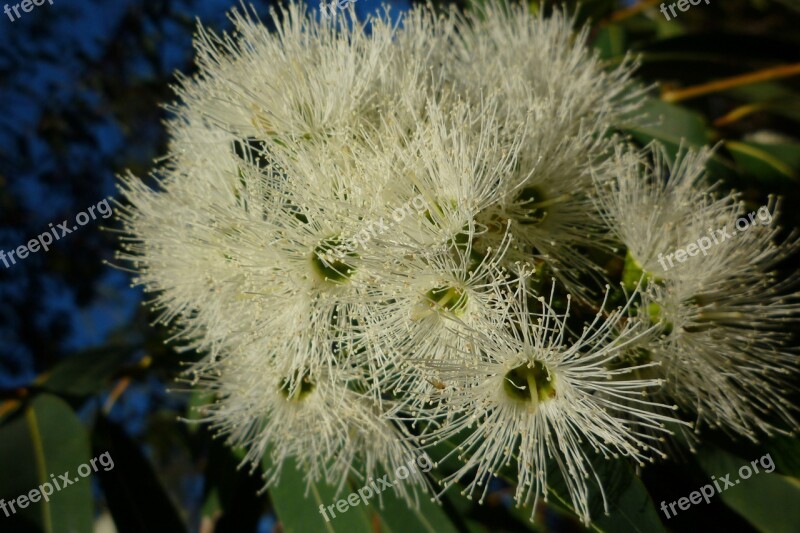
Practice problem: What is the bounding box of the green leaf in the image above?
[726,81,800,103]
[594,25,626,60]
[761,436,800,479]
[535,449,632,524]
[696,445,800,533]
[0,394,93,533]
[447,491,491,533]
[185,390,216,432]
[540,456,664,533]
[41,343,138,397]
[714,82,800,125]
[202,439,264,531]
[424,433,465,474]
[564,0,616,27]
[427,431,658,530]
[725,140,800,185]
[267,457,372,533]
[201,487,222,520]
[92,414,188,533]
[636,33,800,82]
[593,475,665,533]
[374,489,458,533]
[625,97,709,148]
[623,97,738,181]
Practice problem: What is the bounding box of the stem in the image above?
[662,63,800,103]
[103,377,132,414]
[606,0,661,24]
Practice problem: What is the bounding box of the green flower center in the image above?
[424,199,471,248]
[311,236,358,284]
[503,361,556,406]
[607,347,653,371]
[647,301,674,336]
[514,185,551,225]
[424,286,468,316]
[278,373,315,402]
[423,199,456,226]
[621,249,667,292]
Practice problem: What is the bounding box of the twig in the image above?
[662,63,800,103]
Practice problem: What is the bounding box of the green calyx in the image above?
[607,347,653,371]
[279,373,315,402]
[647,302,674,336]
[424,199,471,249]
[424,286,468,316]
[311,236,358,284]
[622,249,671,293]
[621,250,673,335]
[503,360,556,407]
[423,199,456,226]
[514,185,550,225]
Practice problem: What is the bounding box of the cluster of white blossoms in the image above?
[116,1,799,524]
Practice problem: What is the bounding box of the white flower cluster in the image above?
[116,2,799,524]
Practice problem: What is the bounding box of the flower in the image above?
[191,355,430,501]
[424,278,679,523]
[116,0,798,524]
[115,4,428,491]
[593,142,733,286]
[443,3,647,294]
[595,143,800,438]
[645,199,800,439]
[358,233,516,419]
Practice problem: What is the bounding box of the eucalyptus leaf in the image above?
[202,438,264,531]
[625,97,709,148]
[696,445,800,533]
[266,457,372,533]
[41,344,138,397]
[725,140,800,185]
[593,475,665,533]
[624,97,738,181]
[92,414,187,533]
[0,394,93,533]
[373,488,458,533]
[594,25,626,60]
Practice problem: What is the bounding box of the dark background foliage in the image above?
[0,1,798,532]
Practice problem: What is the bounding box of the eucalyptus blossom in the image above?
[116,0,798,524]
